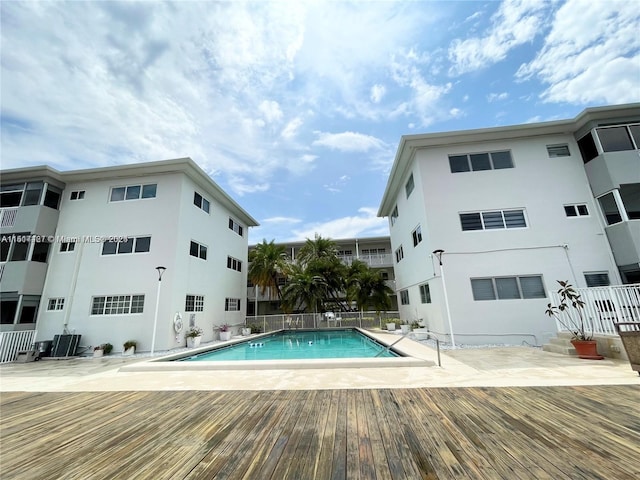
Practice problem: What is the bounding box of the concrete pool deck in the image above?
[1,331,638,391]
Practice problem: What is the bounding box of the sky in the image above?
[2,0,639,244]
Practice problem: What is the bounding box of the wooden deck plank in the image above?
[1,386,639,480]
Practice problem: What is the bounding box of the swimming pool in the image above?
[178,329,398,362]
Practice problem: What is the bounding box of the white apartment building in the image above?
[378,104,639,346]
[247,236,397,315]
[0,158,258,353]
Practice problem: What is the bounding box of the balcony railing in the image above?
[0,330,37,364]
[549,284,640,336]
[338,253,393,267]
[0,208,18,228]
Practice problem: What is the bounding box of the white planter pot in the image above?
[412,328,430,340]
[123,346,135,356]
[386,323,396,331]
[400,325,411,334]
[219,331,232,341]
[187,336,202,348]
[242,328,251,336]
[93,349,104,358]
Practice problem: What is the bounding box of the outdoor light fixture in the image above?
[150,266,167,355]
[431,249,456,349]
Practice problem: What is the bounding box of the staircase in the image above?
[542,332,577,356]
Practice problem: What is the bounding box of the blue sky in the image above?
[2,1,639,244]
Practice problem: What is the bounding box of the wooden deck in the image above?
[1,386,639,479]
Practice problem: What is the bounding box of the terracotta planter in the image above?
[571,339,604,360]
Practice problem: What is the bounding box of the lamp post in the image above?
[150,266,166,355]
[432,250,456,349]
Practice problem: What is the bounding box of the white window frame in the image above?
[419,284,431,304]
[229,218,244,237]
[405,174,415,198]
[395,245,404,263]
[60,241,76,253]
[390,205,399,226]
[584,272,610,287]
[546,144,570,157]
[102,236,151,255]
[460,209,527,231]
[70,190,85,200]
[185,294,205,312]
[225,298,241,311]
[47,298,65,311]
[412,225,422,247]
[91,294,145,315]
[399,289,410,305]
[564,204,589,218]
[194,191,210,214]
[109,184,157,202]
[190,240,208,260]
[227,256,242,272]
[449,150,514,173]
[470,276,546,301]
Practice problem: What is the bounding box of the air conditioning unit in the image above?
[51,334,82,357]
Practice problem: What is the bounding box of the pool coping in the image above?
[120,328,433,372]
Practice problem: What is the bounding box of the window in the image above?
[91,295,145,315]
[70,191,85,200]
[460,209,526,231]
[190,241,207,260]
[395,245,404,263]
[338,250,353,256]
[194,192,210,213]
[361,248,386,255]
[23,183,43,205]
[110,184,157,202]
[229,218,244,236]
[412,225,422,247]
[546,144,570,157]
[471,276,545,301]
[399,290,410,305]
[584,272,610,287]
[620,183,640,220]
[47,298,64,311]
[419,284,431,303]
[225,298,241,311]
[449,151,513,173]
[564,204,589,217]
[390,206,399,226]
[60,241,76,252]
[31,240,50,263]
[185,295,204,312]
[102,236,151,255]
[598,192,622,225]
[227,256,242,272]
[578,132,598,163]
[597,126,636,152]
[405,174,415,198]
[43,188,61,209]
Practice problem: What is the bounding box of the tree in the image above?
[281,263,328,315]
[248,239,289,300]
[347,260,393,315]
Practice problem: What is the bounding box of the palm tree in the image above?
[248,239,289,300]
[297,234,338,267]
[347,261,393,315]
[281,263,328,316]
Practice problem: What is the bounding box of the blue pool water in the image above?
[178,329,398,361]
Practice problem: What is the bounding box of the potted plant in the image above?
[219,324,232,341]
[545,280,603,360]
[93,345,104,358]
[249,323,263,334]
[242,325,251,336]
[185,326,203,348]
[400,319,411,334]
[385,320,396,331]
[123,340,137,356]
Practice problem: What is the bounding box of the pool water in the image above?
[178,329,398,361]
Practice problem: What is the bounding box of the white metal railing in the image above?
[245,311,401,333]
[338,253,393,266]
[0,262,5,281]
[549,284,640,336]
[0,208,18,227]
[0,330,37,363]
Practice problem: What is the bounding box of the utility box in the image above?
[51,334,81,357]
[15,350,38,363]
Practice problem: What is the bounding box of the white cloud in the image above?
[516,0,640,104]
[323,175,351,194]
[289,207,388,241]
[259,100,283,123]
[448,0,547,75]
[370,84,386,103]
[487,92,509,102]
[312,131,387,153]
[281,118,304,139]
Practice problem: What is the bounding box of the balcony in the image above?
[338,253,393,268]
[0,208,18,228]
